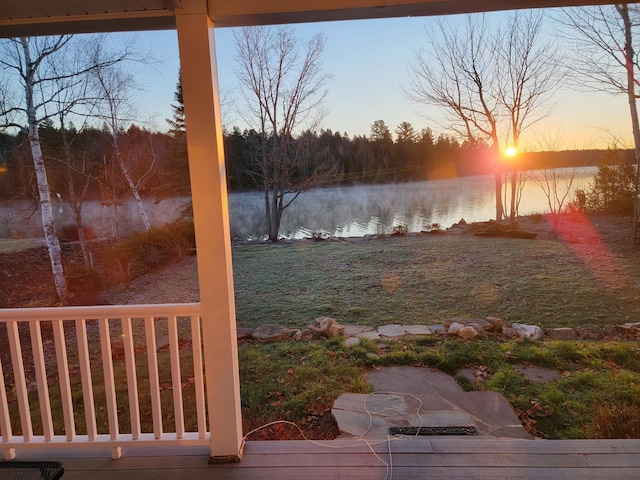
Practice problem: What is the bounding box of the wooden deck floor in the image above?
[11,438,640,479]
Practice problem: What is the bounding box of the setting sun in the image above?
[505,147,517,157]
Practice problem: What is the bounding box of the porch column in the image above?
[175,2,243,461]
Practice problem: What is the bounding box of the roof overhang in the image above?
[0,0,617,37]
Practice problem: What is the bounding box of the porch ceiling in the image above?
[0,0,617,37]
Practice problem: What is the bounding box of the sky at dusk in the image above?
[131,10,632,151]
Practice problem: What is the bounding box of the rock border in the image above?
[238,316,640,343]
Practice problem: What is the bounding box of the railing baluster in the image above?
[122,317,140,440]
[7,321,32,442]
[52,319,75,441]
[168,316,184,439]
[145,316,162,439]
[0,351,15,459]
[29,321,53,441]
[75,318,97,441]
[98,318,119,439]
[0,353,12,442]
[191,315,207,438]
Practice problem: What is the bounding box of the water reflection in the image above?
[1,168,594,240]
[238,168,594,240]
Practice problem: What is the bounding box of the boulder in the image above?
[468,323,487,336]
[429,324,446,335]
[295,329,324,341]
[575,324,601,340]
[602,325,618,337]
[344,337,361,348]
[458,326,479,340]
[237,328,254,340]
[502,325,517,338]
[512,323,544,340]
[309,317,345,338]
[252,324,295,342]
[486,316,504,332]
[615,324,637,337]
[447,322,464,335]
[546,327,577,340]
[445,318,492,330]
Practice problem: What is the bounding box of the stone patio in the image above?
[332,366,532,440]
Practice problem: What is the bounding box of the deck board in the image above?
[9,438,640,480]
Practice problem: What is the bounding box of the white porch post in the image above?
[175,2,243,461]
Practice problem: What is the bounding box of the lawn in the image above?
[232,221,640,330]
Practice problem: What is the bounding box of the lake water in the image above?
[229,167,595,239]
[0,167,595,240]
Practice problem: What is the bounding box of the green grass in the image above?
[233,235,640,329]
[235,337,640,440]
[239,338,371,438]
[0,238,44,254]
[13,330,640,440]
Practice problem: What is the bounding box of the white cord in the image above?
[243,391,427,480]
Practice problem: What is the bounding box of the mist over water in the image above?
[230,167,596,240]
[0,197,191,239]
[1,168,594,241]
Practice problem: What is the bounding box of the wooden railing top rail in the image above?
[0,303,201,321]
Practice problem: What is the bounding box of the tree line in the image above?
[1,118,603,203]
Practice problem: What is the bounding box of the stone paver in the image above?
[378,324,406,337]
[332,366,531,440]
[343,324,374,336]
[356,330,381,340]
[403,325,433,335]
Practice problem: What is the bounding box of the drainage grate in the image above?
[389,426,479,436]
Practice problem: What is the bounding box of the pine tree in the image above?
[164,70,191,197]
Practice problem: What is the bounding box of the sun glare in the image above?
[505,147,517,158]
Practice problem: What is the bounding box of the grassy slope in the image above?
[233,233,640,329]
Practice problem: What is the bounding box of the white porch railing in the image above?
[0,303,208,460]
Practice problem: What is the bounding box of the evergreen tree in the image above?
[164,70,191,197]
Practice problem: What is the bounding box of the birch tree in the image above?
[0,35,143,302]
[88,44,154,232]
[233,26,332,241]
[0,36,78,301]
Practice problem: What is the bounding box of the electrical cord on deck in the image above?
[242,391,428,480]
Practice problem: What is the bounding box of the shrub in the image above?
[58,224,97,242]
[101,219,195,286]
[65,261,103,304]
[580,147,636,213]
[391,225,408,236]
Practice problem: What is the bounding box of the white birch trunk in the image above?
[116,152,151,231]
[20,38,68,302]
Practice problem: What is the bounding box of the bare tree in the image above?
[526,130,580,231]
[407,12,561,222]
[0,34,147,302]
[406,15,504,221]
[0,36,78,301]
[233,25,331,241]
[497,10,561,220]
[557,4,640,243]
[88,39,155,232]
